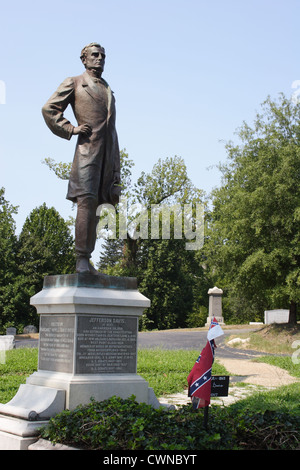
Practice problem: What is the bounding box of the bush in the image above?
[40,395,300,450]
[40,396,235,450]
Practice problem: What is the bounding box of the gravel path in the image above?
[217,358,298,387]
[159,357,299,407]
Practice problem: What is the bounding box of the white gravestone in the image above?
[264,309,289,324]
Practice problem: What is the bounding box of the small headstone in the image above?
[6,327,16,336]
[264,309,289,325]
[0,335,15,351]
[23,325,38,334]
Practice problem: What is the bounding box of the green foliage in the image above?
[0,188,19,331]
[40,395,300,450]
[40,396,234,450]
[231,406,300,450]
[133,156,203,206]
[18,203,75,277]
[186,305,208,328]
[0,196,76,333]
[139,239,200,330]
[98,155,207,330]
[13,204,76,330]
[205,94,300,323]
[42,158,71,180]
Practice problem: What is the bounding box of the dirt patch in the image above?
[159,384,276,407]
[15,333,39,340]
[217,358,299,387]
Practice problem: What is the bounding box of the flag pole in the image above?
[203,405,209,430]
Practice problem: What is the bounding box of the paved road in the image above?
[15,327,267,360]
[137,328,267,360]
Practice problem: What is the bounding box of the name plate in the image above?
[75,315,138,374]
[211,375,229,397]
[38,314,138,375]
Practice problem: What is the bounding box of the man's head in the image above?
[80,43,106,73]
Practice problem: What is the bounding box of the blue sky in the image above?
[1,0,300,261]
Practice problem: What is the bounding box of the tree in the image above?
[0,188,19,332]
[205,94,300,323]
[99,155,206,329]
[139,238,203,330]
[16,203,76,328]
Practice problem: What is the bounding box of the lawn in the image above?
[0,347,227,402]
[137,348,228,396]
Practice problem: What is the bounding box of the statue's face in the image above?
[83,46,105,72]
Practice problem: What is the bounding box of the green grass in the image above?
[137,348,228,396]
[0,347,228,403]
[230,382,300,416]
[0,348,38,403]
[2,346,299,449]
[0,347,299,419]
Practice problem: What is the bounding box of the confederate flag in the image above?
[187,317,224,409]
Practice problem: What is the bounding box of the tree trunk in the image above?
[288,300,297,325]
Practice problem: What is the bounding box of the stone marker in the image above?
[0,335,15,366]
[23,325,38,334]
[0,335,15,351]
[205,286,225,326]
[6,327,16,336]
[264,309,289,324]
[26,273,159,410]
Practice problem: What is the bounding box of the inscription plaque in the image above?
[210,375,229,397]
[76,315,137,374]
[39,315,75,373]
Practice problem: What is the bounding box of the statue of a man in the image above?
[42,43,120,275]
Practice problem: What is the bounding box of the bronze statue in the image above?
[42,43,120,274]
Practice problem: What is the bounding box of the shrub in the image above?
[40,395,300,450]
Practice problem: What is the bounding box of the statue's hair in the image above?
[80,43,105,62]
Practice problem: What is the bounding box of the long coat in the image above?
[42,71,120,206]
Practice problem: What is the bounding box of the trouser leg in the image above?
[75,195,99,273]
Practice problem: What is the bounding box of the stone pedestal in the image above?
[0,384,64,450]
[205,286,225,326]
[0,273,163,450]
[27,273,158,409]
